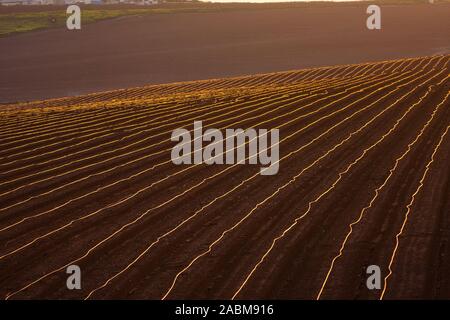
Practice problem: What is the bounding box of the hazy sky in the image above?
[201,0,357,2]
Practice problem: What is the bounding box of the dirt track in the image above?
[0,3,449,103]
[0,55,449,299]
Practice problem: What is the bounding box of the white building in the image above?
[0,0,100,4]
[118,0,159,4]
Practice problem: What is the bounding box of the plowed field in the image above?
[1,55,449,299]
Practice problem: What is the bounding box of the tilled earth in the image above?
[0,55,449,299]
[1,3,449,103]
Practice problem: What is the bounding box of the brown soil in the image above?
[0,55,449,299]
[0,3,449,103]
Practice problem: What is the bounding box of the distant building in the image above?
[1,0,17,4]
[61,0,94,4]
[0,0,160,4]
[0,0,104,4]
[0,0,50,5]
[0,0,28,5]
[117,0,160,4]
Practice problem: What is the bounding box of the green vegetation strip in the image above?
[0,7,218,36]
[1,1,448,37]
